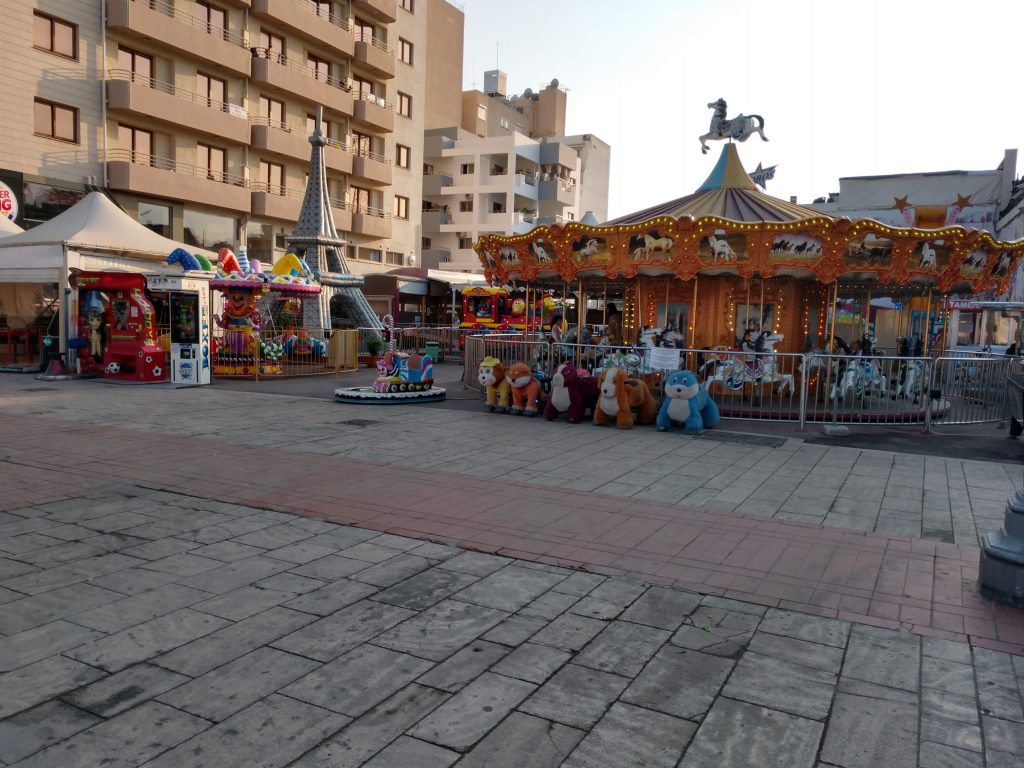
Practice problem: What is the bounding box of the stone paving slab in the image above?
[0,380,1023,766]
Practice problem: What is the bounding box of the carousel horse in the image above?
[699,98,769,154]
[637,326,687,350]
[829,337,888,402]
[705,331,793,396]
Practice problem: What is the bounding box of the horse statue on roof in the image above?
[699,98,769,155]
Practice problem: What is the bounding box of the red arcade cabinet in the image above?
[71,271,165,382]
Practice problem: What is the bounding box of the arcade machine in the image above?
[147,272,212,386]
[70,271,164,381]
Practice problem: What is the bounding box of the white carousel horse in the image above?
[708,235,735,262]
[699,98,769,154]
[919,242,937,269]
[829,338,888,402]
[705,331,793,396]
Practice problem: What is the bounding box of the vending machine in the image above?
[169,291,206,384]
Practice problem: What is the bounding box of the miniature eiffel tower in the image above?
[285,106,382,331]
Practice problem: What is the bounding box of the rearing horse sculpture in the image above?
[699,99,769,154]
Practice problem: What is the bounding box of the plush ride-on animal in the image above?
[507,362,543,416]
[543,362,598,423]
[657,370,720,434]
[594,366,658,429]
[478,357,511,413]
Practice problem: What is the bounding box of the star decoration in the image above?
[893,196,910,211]
[955,194,972,209]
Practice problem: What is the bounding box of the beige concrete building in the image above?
[421,71,611,272]
[0,0,465,278]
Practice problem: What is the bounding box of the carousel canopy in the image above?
[475,144,1024,295]
[608,144,823,224]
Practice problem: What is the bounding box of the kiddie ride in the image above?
[335,314,446,404]
[70,271,165,382]
[460,286,558,334]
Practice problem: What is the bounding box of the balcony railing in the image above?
[514,172,536,186]
[105,149,247,187]
[146,0,248,47]
[297,0,352,30]
[250,182,304,198]
[354,147,391,165]
[353,28,393,54]
[106,69,249,118]
[353,91,393,111]
[249,47,353,92]
[248,115,353,152]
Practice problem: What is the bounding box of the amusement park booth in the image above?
[0,192,214,370]
[476,144,1024,358]
[145,272,213,386]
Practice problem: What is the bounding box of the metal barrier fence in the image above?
[212,328,359,379]
[357,326,475,363]
[462,334,1015,428]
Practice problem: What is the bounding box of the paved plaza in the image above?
[1,373,1023,766]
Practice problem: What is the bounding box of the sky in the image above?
[460,0,1023,220]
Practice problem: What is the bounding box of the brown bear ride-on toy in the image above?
[594,366,658,429]
[478,356,512,413]
[507,362,543,416]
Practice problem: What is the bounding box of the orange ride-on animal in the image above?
[594,366,658,429]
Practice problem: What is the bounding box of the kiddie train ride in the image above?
[460,286,559,332]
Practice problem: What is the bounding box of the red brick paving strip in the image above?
[2,413,1021,654]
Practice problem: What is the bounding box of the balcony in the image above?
[250,186,303,222]
[250,51,353,117]
[251,0,354,60]
[249,120,352,174]
[423,173,453,197]
[105,150,250,213]
[539,177,576,206]
[421,209,452,232]
[350,207,392,239]
[479,212,510,229]
[353,37,396,79]
[107,72,249,144]
[353,0,397,23]
[106,0,251,77]
[351,151,392,186]
[352,94,394,133]
[330,200,352,233]
[513,172,538,197]
[419,249,452,269]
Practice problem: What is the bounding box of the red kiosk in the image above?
[70,271,165,382]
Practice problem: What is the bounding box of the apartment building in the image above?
[1,0,463,277]
[420,71,610,272]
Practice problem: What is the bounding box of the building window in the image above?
[196,72,227,111]
[500,117,509,130]
[120,125,153,164]
[198,143,226,182]
[350,186,370,213]
[307,54,330,82]
[33,99,78,143]
[386,251,404,266]
[460,163,474,175]
[400,0,414,12]
[138,202,171,237]
[353,19,374,44]
[33,12,77,59]
[396,144,410,169]
[365,248,382,263]
[459,199,473,213]
[184,209,236,251]
[259,160,284,195]
[352,131,372,157]
[397,92,411,118]
[259,30,285,63]
[422,237,431,250]
[458,236,473,250]
[193,1,227,40]
[310,0,332,20]
[477,104,486,121]
[260,96,285,129]
[117,47,153,84]
[399,38,413,65]
[394,195,409,220]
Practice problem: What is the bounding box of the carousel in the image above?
[475,105,1024,422]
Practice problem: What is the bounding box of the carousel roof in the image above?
[608,144,824,225]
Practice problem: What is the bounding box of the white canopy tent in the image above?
[0,217,24,238]
[0,192,215,359]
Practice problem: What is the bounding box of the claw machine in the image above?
[147,273,212,385]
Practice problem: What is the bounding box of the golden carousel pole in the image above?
[744,279,751,339]
[824,281,838,400]
[691,274,699,368]
[758,277,766,334]
[864,285,872,341]
[923,287,934,357]
[576,278,584,367]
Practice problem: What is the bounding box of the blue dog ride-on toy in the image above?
[657,370,720,434]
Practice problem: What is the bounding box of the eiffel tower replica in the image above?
[286,106,382,332]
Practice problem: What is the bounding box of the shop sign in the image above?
[949,300,980,310]
[0,180,18,222]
